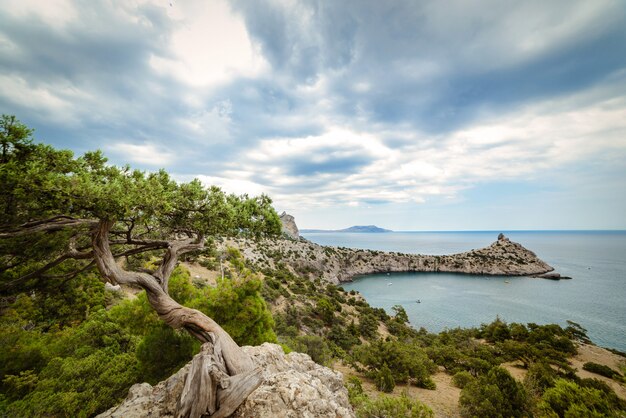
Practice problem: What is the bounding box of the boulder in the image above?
[97,343,354,418]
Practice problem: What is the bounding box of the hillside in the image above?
[103,242,626,417]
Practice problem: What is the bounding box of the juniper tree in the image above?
[0,115,281,417]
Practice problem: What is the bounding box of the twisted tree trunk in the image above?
[91,220,261,417]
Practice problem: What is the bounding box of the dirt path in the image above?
[571,343,626,400]
[334,362,461,418]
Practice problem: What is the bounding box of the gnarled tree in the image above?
[0,115,281,417]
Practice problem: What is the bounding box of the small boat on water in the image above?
[416,299,421,303]
[387,283,393,286]
[504,280,510,284]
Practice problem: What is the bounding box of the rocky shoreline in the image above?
[223,233,560,284]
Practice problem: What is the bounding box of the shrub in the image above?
[345,375,365,404]
[136,324,197,384]
[285,335,332,366]
[538,379,625,417]
[459,367,529,418]
[353,392,434,418]
[355,339,436,390]
[375,363,395,392]
[524,361,556,396]
[582,362,622,380]
[358,314,379,340]
[452,371,474,389]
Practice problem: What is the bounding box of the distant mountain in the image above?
[301,225,392,233]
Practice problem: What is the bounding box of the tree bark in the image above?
[91,219,258,416]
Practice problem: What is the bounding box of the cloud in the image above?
[149,0,267,87]
[234,87,626,213]
[107,142,176,166]
[1,0,625,228]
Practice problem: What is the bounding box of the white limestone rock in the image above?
[97,343,354,418]
[279,212,300,240]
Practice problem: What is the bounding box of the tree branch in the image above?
[153,234,205,292]
[0,216,98,238]
[91,219,254,376]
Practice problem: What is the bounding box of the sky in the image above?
[1,0,625,231]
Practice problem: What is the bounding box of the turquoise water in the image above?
[302,231,626,351]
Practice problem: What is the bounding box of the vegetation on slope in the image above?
[2,116,625,417]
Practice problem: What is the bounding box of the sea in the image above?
[301,231,626,352]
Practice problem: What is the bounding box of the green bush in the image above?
[353,392,434,418]
[459,367,529,418]
[1,308,141,417]
[524,361,557,396]
[359,314,379,340]
[375,363,395,392]
[538,378,626,417]
[355,339,436,390]
[284,335,332,366]
[452,371,474,389]
[136,324,197,384]
[582,362,622,380]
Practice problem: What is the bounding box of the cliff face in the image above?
[225,234,555,283]
[279,212,299,240]
[98,343,354,418]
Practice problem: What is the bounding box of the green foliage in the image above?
[426,327,500,377]
[0,263,276,416]
[355,339,436,389]
[391,305,409,324]
[582,362,622,380]
[459,366,530,418]
[283,335,333,366]
[6,350,139,418]
[524,361,557,397]
[328,321,361,351]
[346,375,365,403]
[359,313,379,340]
[1,115,281,295]
[375,363,396,392]
[538,378,626,417]
[316,297,336,325]
[565,320,592,344]
[352,392,434,418]
[480,317,511,342]
[1,298,142,417]
[136,324,198,384]
[452,371,474,389]
[188,250,276,346]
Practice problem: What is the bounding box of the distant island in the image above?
[300,225,392,233]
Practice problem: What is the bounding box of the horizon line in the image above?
[299,228,626,233]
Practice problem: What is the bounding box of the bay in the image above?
[302,231,626,351]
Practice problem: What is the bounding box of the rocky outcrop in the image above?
[224,234,556,283]
[97,343,354,418]
[279,212,299,240]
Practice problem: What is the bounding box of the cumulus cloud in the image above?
[1,0,625,228]
[107,142,176,166]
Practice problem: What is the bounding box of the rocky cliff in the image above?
[97,343,354,418]
[279,212,299,240]
[225,233,555,283]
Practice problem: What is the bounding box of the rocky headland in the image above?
[223,232,557,284]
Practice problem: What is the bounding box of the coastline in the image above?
[222,233,557,284]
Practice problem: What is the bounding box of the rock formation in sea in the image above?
[279,211,300,240]
[224,233,557,283]
[97,343,354,418]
